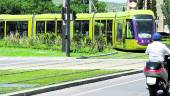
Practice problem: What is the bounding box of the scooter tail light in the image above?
[144,67,164,73]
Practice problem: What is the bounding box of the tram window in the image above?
[116,22,123,41]
[74,20,89,38]
[36,21,45,34]
[106,20,113,44]
[107,20,112,32]
[126,20,134,39]
[94,20,101,36]
[7,22,15,36]
[0,21,4,38]
[57,21,62,35]
[21,22,28,36]
[101,20,106,35]
[6,21,28,37]
[47,21,55,33]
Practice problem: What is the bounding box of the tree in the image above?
[0,0,61,14]
[137,0,144,9]
[151,0,157,17]
[122,6,126,11]
[147,0,151,9]
[162,0,170,29]
[0,0,106,14]
[70,0,106,13]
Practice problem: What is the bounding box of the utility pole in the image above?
[89,0,92,13]
[66,0,70,57]
[62,0,66,52]
[144,0,147,9]
[62,0,70,57]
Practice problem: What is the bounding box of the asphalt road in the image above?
[33,73,153,96]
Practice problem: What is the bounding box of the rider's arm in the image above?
[145,49,149,55]
[163,45,170,55]
[145,44,150,55]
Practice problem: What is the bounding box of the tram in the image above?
[70,10,155,50]
[0,10,155,50]
[114,10,155,50]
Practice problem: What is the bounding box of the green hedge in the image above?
[0,33,112,53]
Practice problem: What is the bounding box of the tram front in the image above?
[133,15,155,45]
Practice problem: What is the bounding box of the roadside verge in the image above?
[4,70,143,96]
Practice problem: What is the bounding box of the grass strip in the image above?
[0,47,114,57]
[0,47,147,59]
[0,69,125,94]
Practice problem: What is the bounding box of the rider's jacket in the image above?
[145,41,170,62]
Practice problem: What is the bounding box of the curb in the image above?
[77,52,118,59]
[4,70,143,96]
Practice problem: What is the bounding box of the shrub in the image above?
[0,32,110,53]
[1,32,62,51]
[95,35,106,52]
[71,35,107,53]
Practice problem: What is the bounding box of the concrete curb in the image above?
[4,70,143,96]
[77,52,118,59]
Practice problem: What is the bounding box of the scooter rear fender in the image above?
[144,68,168,82]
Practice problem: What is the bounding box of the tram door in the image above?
[74,20,89,39]
[0,21,4,38]
[94,20,113,45]
[106,20,113,45]
[115,19,124,49]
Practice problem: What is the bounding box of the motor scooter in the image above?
[144,55,170,96]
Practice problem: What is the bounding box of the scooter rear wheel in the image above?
[148,85,157,96]
[163,86,169,94]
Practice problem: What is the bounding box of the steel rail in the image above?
[0,60,145,94]
[1,61,144,84]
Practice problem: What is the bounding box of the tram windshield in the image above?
[134,15,154,39]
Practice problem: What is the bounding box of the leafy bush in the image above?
[0,32,111,53]
[162,0,170,29]
[71,35,107,53]
[0,32,62,51]
[95,35,107,52]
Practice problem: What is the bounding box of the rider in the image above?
[145,32,170,62]
[145,32,170,80]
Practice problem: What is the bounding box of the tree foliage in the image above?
[0,0,106,14]
[151,0,157,17]
[147,0,151,9]
[162,0,170,29]
[137,0,144,9]
[0,0,61,14]
[70,0,106,13]
[137,0,157,17]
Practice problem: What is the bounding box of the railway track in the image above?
[0,53,146,94]
[0,60,144,94]
[0,52,146,76]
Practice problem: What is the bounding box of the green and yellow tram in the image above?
[114,10,155,50]
[0,14,63,37]
[0,10,155,50]
[75,10,155,50]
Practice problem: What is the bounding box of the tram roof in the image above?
[0,14,62,21]
[0,14,32,20]
[76,10,155,19]
[34,14,61,20]
[116,10,155,19]
[76,13,116,19]
[0,10,155,21]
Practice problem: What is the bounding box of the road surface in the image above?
[33,73,160,96]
